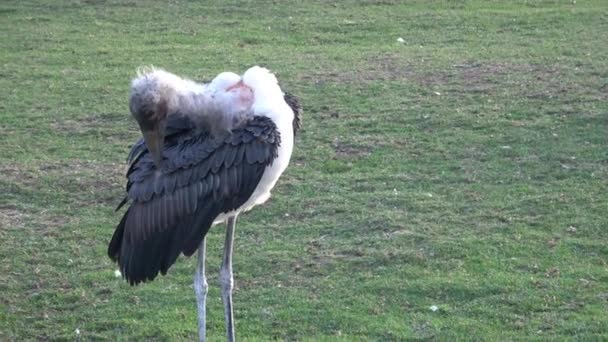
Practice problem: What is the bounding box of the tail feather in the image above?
[108,209,128,261]
[108,202,219,285]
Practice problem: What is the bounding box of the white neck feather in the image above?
[242,66,293,128]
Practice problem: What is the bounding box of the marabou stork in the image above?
[108,66,302,341]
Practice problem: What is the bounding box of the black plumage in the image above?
[108,114,281,285]
[284,92,303,136]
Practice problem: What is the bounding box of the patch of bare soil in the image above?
[0,165,39,187]
[1,160,124,209]
[301,55,593,101]
[365,54,419,83]
[0,205,68,235]
[42,160,125,205]
[376,58,536,93]
[51,112,132,138]
[333,140,373,158]
[299,55,417,84]
[357,0,400,6]
[0,206,28,229]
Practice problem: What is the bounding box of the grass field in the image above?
[1,0,607,340]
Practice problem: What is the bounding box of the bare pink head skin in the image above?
[199,72,255,137]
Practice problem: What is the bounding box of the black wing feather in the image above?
[108,115,280,285]
[284,92,302,136]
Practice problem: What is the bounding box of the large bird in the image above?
[108,66,302,341]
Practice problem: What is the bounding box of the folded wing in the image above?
[109,114,281,285]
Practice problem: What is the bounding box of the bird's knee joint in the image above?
[194,273,209,295]
[219,268,234,292]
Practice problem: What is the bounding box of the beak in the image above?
[131,99,168,169]
[142,124,165,168]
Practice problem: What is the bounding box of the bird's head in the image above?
[130,69,180,168]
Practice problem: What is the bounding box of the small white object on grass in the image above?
[75,328,80,335]
[397,37,405,43]
[430,305,439,312]
[114,269,122,278]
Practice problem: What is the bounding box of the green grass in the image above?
[1,0,607,340]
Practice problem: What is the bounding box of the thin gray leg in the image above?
[194,237,208,342]
[220,215,237,342]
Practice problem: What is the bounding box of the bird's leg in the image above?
[220,215,237,342]
[194,237,208,342]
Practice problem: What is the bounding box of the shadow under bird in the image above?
[108,66,302,341]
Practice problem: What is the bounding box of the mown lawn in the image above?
[1,0,607,340]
